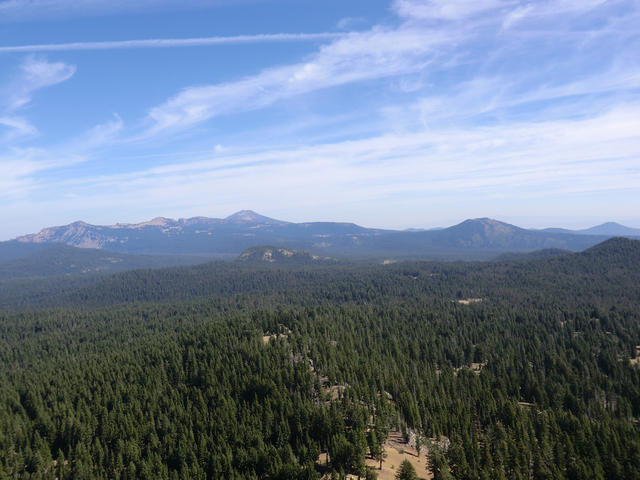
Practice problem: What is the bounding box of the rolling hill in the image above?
[237,246,337,265]
[542,222,640,237]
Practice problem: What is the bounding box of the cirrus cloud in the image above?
[4,56,76,111]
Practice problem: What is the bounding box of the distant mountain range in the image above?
[10,210,639,263]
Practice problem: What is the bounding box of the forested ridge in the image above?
[1,238,639,479]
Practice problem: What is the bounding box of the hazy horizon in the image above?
[4,208,640,242]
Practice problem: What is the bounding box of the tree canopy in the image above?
[1,242,640,478]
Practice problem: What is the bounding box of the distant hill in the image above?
[575,237,640,265]
[372,218,607,258]
[427,218,586,249]
[237,246,337,264]
[580,222,640,236]
[0,243,210,279]
[13,210,619,259]
[542,222,640,237]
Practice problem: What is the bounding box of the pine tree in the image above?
[395,459,418,480]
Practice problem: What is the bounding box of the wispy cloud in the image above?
[501,0,609,27]
[0,56,75,143]
[0,114,123,199]
[3,56,76,111]
[393,0,609,22]
[0,116,37,142]
[66,114,124,151]
[0,146,84,198]
[144,27,450,135]
[37,105,640,217]
[393,0,512,21]
[141,0,639,137]
[501,5,534,29]
[0,33,347,54]
[336,17,367,30]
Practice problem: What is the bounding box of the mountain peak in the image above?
[581,222,640,236]
[599,222,624,227]
[467,217,506,225]
[455,218,521,232]
[224,210,284,224]
[139,217,173,227]
[435,218,537,250]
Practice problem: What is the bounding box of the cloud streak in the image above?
[0,116,37,142]
[0,57,76,143]
[0,33,347,54]
[145,27,449,135]
[393,0,609,22]
[141,0,639,138]
[393,0,511,21]
[0,114,123,200]
[3,56,76,111]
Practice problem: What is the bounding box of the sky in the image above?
[1,0,639,239]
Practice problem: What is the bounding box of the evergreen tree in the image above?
[395,459,418,480]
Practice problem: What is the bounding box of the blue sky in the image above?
[1,0,639,239]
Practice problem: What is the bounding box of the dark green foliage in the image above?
[396,459,418,480]
[1,238,639,478]
[237,246,337,265]
[0,242,211,280]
